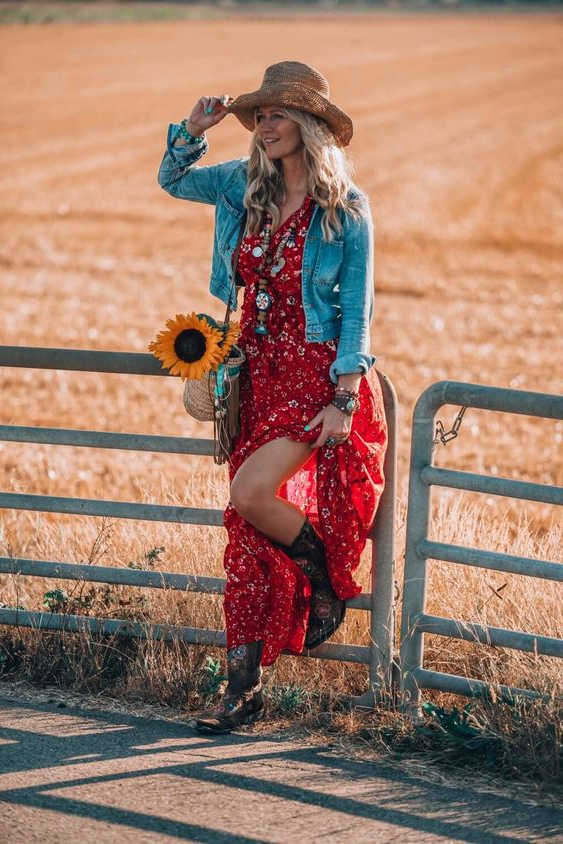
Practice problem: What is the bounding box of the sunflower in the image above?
[148,312,227,380]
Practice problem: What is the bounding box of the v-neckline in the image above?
[270,195,311,238]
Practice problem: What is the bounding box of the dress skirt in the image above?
[222,195,388,666]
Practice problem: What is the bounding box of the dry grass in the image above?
[0,10,561,784]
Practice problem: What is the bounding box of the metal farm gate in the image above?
[400,381,563,712]
[1,348,561,711]
[0,346,398,708]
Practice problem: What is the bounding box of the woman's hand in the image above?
[186,94,235,137]
[306,403,352,449]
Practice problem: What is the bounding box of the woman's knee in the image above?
[229,474,274,518]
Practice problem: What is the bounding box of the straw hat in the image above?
[226,61,353,148]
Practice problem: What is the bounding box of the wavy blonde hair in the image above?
[244,106,364,242]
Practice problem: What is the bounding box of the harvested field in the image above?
[0,11,561,701]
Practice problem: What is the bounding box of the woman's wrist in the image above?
[331,392,360,416]
[182,118,206,141]
[332,377,361,416]
[336,374,362,393]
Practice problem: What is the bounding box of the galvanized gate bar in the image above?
[412,668,540,703]
[0,557,371,610]
[0,425,215,456]
[421,465,563,506]
[363,372,398,700]
[0,557,227,594]
[0,491,224,525]
[0,609,372,664]
[413,613,563,658]
[0,346,168,376]
[417,539,562,581]
[400,380,563,713]
[0,609,226,645]
[438,380,563,419]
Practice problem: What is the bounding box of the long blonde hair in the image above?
[244,106,364,242]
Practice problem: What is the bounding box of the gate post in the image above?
[399,383,443,716]
[352,370,398,708]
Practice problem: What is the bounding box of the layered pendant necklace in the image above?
[252,211,298,336]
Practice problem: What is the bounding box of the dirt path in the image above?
[1,695,561,843]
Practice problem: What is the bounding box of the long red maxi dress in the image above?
[222,194,388,666]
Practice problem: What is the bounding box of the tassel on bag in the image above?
[212,355,243,465]
[182,212,248,466]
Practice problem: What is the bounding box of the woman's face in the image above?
[255,105,303,160]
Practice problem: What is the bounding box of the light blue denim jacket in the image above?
[157,123,377,384]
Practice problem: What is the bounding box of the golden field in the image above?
[0,10,561,702]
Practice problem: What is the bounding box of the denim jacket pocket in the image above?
[216,194,244,255]
[312,239,344,286]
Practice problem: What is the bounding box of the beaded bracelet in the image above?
[178,119,205,144]
[331,392,360,416]
[335,386,360,397]
[335,387,360,402]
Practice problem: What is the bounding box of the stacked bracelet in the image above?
[178,119,205,144]
[331,388,361,416]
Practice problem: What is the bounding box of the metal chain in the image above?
[433,405,468,446]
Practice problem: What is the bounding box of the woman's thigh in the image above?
[230,437,313,509]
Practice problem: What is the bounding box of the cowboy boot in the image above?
[273,516,346,649]
[194,640,265,734]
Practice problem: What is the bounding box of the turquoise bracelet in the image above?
[179,119,204,144]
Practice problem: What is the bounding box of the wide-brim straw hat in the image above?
[226,61,353,148]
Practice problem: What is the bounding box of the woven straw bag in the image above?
[182,342,245,422]
[182,213,247,465]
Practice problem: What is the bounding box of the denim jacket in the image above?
[157,123,377,384]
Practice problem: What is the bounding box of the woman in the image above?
[158,61,388,733]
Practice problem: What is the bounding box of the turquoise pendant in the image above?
[256,290,273,311]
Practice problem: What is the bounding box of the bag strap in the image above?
[223,211,248,325]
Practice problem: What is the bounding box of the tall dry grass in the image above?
[1,475,560,690]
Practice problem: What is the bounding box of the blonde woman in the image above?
[158,61,388,732]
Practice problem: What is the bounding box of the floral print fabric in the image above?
[222,195,388,666]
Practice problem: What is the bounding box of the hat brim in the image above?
[226,83,353,147]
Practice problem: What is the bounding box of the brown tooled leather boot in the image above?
[194,641,264,734]
[273,516,346,649]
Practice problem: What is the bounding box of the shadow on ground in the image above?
[0,697,561,843]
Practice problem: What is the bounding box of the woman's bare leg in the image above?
[229,437,314,547]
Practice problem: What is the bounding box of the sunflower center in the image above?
[174,329,206,362]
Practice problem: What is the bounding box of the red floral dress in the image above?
[222,194,388,666]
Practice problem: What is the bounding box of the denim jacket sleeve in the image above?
[157,123,242,204]
[328,195,377,384]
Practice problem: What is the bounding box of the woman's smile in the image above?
[256,106,302,157]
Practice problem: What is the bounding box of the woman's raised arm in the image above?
[157,94,240,205]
